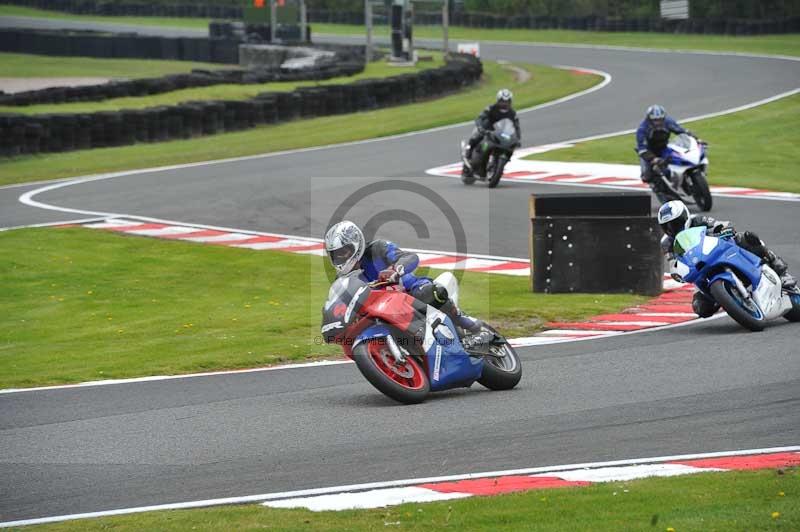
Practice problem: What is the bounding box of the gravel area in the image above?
[0,77,116,94]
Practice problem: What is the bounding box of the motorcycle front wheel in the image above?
[710,279,766,332]
[488,154,508,188]
[353,339,430,404]
[689,170,713,211]
[476,325,522,390]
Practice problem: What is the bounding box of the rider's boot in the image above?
[692,290,720,318]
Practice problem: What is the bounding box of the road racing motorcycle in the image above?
[321,271,522,404]
[460,118,519,188]
[650,134,713,211]
[669,226,800,331]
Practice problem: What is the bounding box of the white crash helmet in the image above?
[496,88,513,112]
[646,104,666,121]
[324,220,365,276]
[657,200,690,237]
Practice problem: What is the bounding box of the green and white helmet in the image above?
[324,221,365,276]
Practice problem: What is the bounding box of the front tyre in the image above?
[476,326,522,390]
[710,279,766,332]
[353,340,430,404]
[690,169,713,211]
[488,154,508,188]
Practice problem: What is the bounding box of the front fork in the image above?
[725,267,753,301]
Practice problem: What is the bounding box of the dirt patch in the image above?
[497,61,532,84]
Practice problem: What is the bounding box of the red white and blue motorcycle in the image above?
[321,271,522,404]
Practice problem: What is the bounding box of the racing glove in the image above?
[378,266,402,284]
[717,227,735,239]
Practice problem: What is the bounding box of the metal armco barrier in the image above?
[529,193,663,296]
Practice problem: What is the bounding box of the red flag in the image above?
[254,0,265,7]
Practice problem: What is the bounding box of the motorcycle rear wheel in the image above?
[461,164,476,185]
[710,279,766,332]
[353,340,430,404]
[690,170,713,211]
[784,292,800,322]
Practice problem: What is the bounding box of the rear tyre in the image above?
[710,279,766,332]
[353,339,430,404]
[476,326,522,390]
[784,293,800,322]
[691,170,713,211]
[461,165,476,185]
[488,156,507,188]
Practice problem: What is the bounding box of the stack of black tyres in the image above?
[0,55,482,157]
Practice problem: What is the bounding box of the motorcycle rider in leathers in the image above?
[657,200,795,318]
[324,221,484,340]
[464,88,522,166]
[637,104,701,204]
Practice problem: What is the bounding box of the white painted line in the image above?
[0,306,724,395]
[510,87,800,160]
[181,233,255,243]
[2,446,797,528]
[0,360,353,395]
[538,330,612,337]
[12,66,611,226]
[589,320,672,327]
[637,312,697,318]
[0,216,107,232]
[125,226,199,237]
[84,219,143,229]
[232,239,320,249]
[536,463,724,483]
[264,487,470,512]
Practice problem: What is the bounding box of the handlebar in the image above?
[368,280,397,288]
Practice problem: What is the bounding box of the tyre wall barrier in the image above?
[0,54,481,157]
[0,28,242,63]
[0,30,363,106]
[529,193,663,296]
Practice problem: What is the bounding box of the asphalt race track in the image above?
[1,16,799,524]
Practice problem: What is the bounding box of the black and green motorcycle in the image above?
[460,118,519,188]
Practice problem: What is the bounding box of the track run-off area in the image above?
[1,16,799,525]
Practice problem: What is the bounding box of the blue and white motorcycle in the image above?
[654,134,713,212]
[670,226,800,331]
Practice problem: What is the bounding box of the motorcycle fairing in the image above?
[422,306,483,391]
[675,227,763,292]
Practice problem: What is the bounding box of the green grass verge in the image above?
[20,469,799,531]
[0,51,223,79]
[3,5,799,57]
[0,61,600,186]
[0,227,643,389]
[525,93,800,194]
[0,52,443,115]
[0,4,209,29]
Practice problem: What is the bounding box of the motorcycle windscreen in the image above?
[493,118,517,141]
[670,133,693,150]
[422,309,483,392]
[673,226,705,256]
